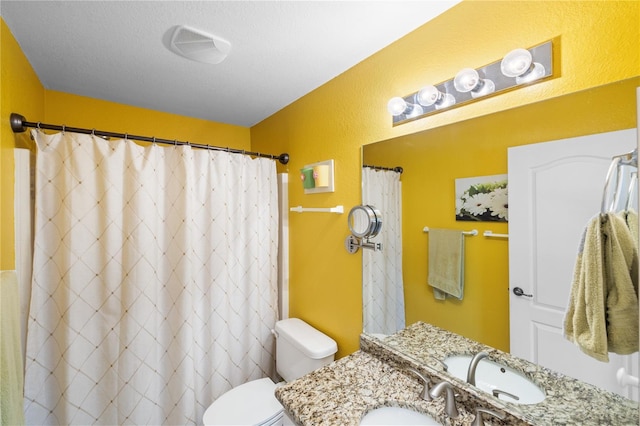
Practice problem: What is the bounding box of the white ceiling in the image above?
[1,1,460,127]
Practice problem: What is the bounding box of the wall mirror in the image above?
[361,77,640,406]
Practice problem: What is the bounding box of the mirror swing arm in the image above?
[345,205,383,253]
[345,235,381,253]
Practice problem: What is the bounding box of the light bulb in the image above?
[416,85,455,110]
[501,48,533,77]
[453,68,480,93]
[405,103,424,118]
[387,97,408,116]
[454,68,494,98]
[470,79,495,98]
[516,62,546,84]
[387,96,423,118]
[435,93,456,109]
[416,85,439,106]
[501,48,546,84]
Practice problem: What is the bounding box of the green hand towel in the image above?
[428,229,465,300]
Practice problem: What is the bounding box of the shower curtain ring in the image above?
[91,129,96,136]
[124,133,128,141]
[62,124,66,134]
[152,136,156,144]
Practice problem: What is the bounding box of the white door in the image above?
[508,128,638,400]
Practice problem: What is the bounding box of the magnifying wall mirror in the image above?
[345,205,382,253]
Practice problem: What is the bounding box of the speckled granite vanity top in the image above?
[275,322,638,425]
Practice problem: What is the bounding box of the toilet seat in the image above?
[203,378,284,426]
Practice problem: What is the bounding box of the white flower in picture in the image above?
[455,174,508,222]
[488,188,508,220]
[463,192,493,216]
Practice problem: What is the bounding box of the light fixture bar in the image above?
[389,40,553,126]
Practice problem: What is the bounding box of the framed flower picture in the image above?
[455,174,508,222]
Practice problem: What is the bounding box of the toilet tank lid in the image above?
[275,318,338,359]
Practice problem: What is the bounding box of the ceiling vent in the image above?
[168,25,231,65]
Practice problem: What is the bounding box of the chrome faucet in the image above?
[466,351,489,386]
[406,367,432,401]
[428,381,459,418]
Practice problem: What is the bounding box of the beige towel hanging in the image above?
[564,213,639,362]
[428,229,465,300]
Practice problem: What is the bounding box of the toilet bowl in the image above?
[202,378,286,426]
[202,318,337,426]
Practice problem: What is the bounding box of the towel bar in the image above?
[483,230,509,238]
[290,205,344,214]
[423,227,477,236]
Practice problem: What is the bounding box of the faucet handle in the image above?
[405,367,432,401]
[492,388,520,401]
[471,407,506,426]
[429,381,459,419]
[429,355,449,371]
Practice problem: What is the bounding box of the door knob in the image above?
[513,287,533,298]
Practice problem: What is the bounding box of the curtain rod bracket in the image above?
[10,113,27,133]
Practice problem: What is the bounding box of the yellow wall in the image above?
[44,91,251,150]
[1,19,45,270]
[251,1,640,357]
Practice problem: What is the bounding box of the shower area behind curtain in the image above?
[362,167,404,336]
[23,130,279,425]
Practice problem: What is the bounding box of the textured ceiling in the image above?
[1,1,460,127]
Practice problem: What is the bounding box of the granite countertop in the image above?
[376,322,638,426]
[275,321,638,426]
[275,350,476,426]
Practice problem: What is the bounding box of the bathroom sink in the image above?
[444,355,545,404]
[360,406,440,425]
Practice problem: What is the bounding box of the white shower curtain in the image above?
[23,130,279,425]
[362,168,405,336]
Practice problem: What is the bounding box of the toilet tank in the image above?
[275,318,338,382]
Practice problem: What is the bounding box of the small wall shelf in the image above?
[301,159,335,194]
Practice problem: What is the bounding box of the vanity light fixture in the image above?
[388,40,553,125]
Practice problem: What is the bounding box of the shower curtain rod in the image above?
[10,113,290,165]
[363,164,403,174]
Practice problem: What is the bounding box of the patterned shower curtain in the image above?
[362,168,405,336]
[23,130,279,425]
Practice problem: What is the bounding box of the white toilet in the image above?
[202,318,338,426]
